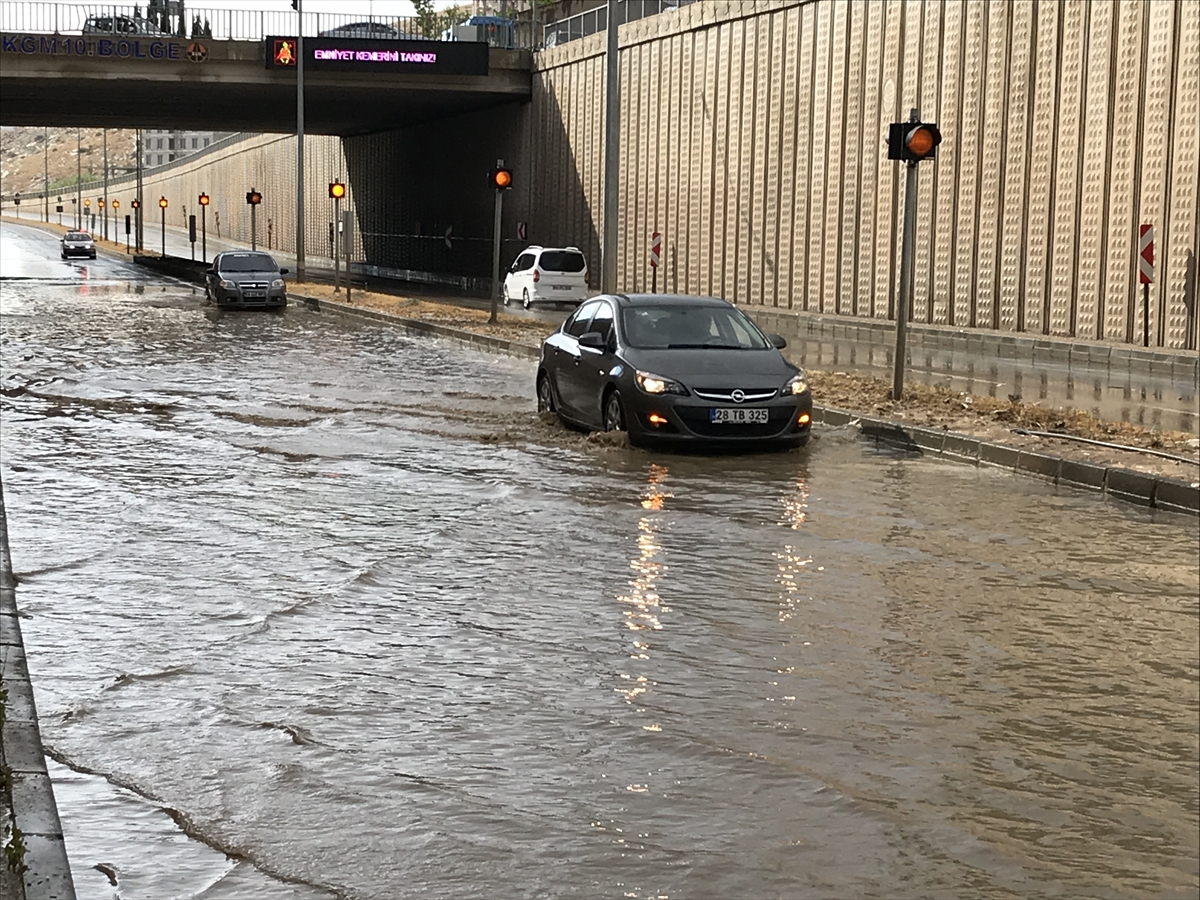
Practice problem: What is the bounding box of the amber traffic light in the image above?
[329,181,346,199]
[131,199,140,209]
[111,200,119,209]
[887,121,942,162]
[83,198,91,207]
[246,190,262,205]
[158,196,168,208]
[490,167,513,190]
[198,192,210,206]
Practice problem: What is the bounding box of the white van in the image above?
[502,246,589,309]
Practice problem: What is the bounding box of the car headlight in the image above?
[784,374,809,395]
[271,279,285,289]
[219,279,237,289]
[636,370,688,396]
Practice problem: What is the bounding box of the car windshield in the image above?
[219,254,278,272]
[65,233,91,240]
[538,250,586,272]
[622,305,772,350]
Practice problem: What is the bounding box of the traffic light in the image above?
[887,121,942,162]
[198,192,209,206]
[111,200,119,209]
[490,166,513,190]
[131,199,140,209]
[158,197,168,208]
[246,190,262,205]
[329,181,346,199]
[84,198,91,208]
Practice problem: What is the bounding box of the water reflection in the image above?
[773,476,812,624]
[614,463,671,723]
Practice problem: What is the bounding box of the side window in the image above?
[513,253,535,271]
[588,302,614,344]
[564,301,601,338]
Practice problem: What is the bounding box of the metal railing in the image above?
[542,0,696,49]
[0,2,535,44]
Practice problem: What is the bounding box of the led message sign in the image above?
[265,36,487,76]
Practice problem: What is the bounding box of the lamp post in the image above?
[98,197,106,242]
[76,128,82,229]
[158,196,168,256]
[296,0,306,282]
[329,180,345,291]
[102,127,109,241]
[246,189,262,250]
[198,193,209,263]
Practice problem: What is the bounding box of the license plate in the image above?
[244,291,266,299]
[552,285,572,291]
[710,407,769,424]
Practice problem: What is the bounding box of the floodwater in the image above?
[1,223,1197,900]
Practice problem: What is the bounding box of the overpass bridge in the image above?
[0,3,532,134]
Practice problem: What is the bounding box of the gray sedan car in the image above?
[537,293,813,450]
[205,251,289,309]
[61,231,96,259]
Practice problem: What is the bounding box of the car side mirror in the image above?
[279,267,290,275]
[578,331,606,351]
[768,333,787,349]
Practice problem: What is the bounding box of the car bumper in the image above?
[213,290,287,309]
[62,248,96,257]
[624,391,813,448]
[530,285,588,304]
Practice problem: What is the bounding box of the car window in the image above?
[513,253,535,271]
[219,254,279,272]
[564,300,602,338]
[538,250,586,273]
[621,305,772,349]
[588,302,614,343]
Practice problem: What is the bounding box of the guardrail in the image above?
[543,0,696,49]
[0,1,537,46]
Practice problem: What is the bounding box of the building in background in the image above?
[143,130,232,168]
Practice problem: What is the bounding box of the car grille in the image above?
[675,406,794,438]
[240,281,269,290]
[691,387,778,402]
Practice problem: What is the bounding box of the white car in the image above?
[502,246,589,309]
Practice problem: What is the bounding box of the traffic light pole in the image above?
[333,195,341,292]
[892,109,920,401]
[490,178,504,325]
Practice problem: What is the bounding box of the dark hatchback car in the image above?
[205,252,289,309]
[61,231,96,259]
[537,294,813,449]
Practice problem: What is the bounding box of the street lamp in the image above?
[246,189,262,250]
[198,193,209,263]
[158,196,168,256]
[329,180,345,291]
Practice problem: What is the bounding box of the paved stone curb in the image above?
[299,295,1200,517]
[812,407,1200,517]
[0,479,77,900]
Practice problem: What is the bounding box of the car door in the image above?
[205,254,221,298]
[552,300,601,421]
[572,299,616,423]
[506,252,534,300]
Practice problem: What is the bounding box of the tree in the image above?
[412,0,441,38]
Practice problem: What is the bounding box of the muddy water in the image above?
[2,224,1197,900]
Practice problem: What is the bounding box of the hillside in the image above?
[0,127,138,197]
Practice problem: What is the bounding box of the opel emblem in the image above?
[732,389,745,403]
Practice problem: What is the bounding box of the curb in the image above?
[0,478,77,900]
[813,407,1200,517]
[298,295,1199,517]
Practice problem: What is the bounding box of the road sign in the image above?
[517,221,527,241]
[1139,224,1154,284]
[445,226,453,250]
[650,231,662,268]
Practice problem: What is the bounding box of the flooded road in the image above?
[2,222,1197,900]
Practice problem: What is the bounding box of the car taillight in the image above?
[532,269,540,282]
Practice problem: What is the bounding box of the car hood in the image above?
[620,347,798,387]
[220,271,277,281]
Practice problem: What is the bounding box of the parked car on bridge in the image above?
[205,252,289,310]
[536,293,812,449]
[503,246,588,309]
[318,22,408,40]
[60,232,96,259]
[82,14,168,36]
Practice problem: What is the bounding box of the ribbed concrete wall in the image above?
[531,0,1200,348]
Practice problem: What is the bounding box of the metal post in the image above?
[343,209,353,302]
[490,163,504,324]
[161,204,166,257]
[201,205,207,264]
[296,0,306,282]
[1143,282,1150,348]
[76,129,82,230]
[102,128,109,241]
[601,0,620,293]
[892,109,920,401]
[251,202,258,251]
[43,127,48,223]
[136,129,144,251]
[333,195,341,292]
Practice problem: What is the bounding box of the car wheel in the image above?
[536,372,555,413]
[603,389,626,433]
[522,289,532,310]
[502,284,511,306]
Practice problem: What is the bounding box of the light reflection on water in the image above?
[1,227,1198,900]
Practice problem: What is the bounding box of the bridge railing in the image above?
[0,2,539,45]
[542,0,696,49]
